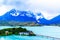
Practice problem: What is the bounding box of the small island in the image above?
[0,27,36,36]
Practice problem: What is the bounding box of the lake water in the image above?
[0,35,59,40]
[0,26,60,40]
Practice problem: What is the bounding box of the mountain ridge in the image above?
[0,9,60,25]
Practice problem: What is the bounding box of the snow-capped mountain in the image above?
[0,9,60,25]
[0,9,36,22]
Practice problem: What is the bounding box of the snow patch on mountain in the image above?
[34,13,44,21]
[25,11,34,17]
[32,10,60,21]
[9,9,35,18]
[10,12,19,16]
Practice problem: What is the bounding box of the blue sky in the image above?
[0,0,60,20]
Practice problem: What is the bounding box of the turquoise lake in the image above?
[0,35,59,40]
[0,26,60,40]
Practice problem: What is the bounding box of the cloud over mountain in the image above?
[0,0,60,20]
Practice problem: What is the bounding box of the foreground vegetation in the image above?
[0,27,36,36]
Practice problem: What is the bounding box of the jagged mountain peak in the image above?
[0,9,36,22]
[6,9,35,17]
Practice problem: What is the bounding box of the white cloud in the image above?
[40,11,60,20]
[27,0,60,20]
[0,5,13,16]
[0,0,60,20]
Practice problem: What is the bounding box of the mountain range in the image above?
[0,9,60,25]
